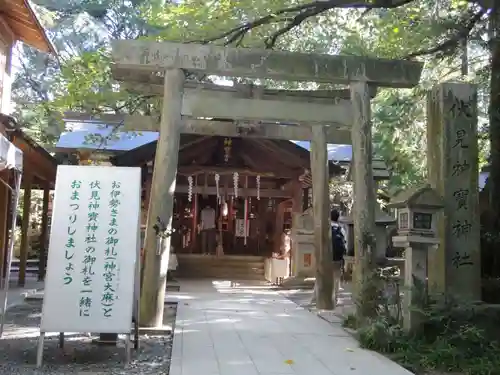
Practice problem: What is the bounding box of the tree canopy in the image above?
[12,0,493,194]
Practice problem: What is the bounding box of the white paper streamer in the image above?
[187,175,193,202]
[233,172,239,198]
[215,173,220,203]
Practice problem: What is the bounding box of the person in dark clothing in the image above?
[330,209,347,304]
[310,209,347,306]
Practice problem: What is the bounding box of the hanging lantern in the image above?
[233,172,239,198]
[221,201,228,217]
[215,173,220,203]
[187,175,193,202]
[256,175,261,200]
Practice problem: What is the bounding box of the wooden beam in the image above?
[178,166,294,178]
[63,112,352,144]
[310,125,334,310]
[176,185,291,198]
[118,78,379,103]
[152,119,351,144]
[181,90,351,126]
[111,40,423,88]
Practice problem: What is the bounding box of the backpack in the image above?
[332,225,346,262]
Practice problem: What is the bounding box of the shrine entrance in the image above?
[111,135,328,260]
[68,41,422,302]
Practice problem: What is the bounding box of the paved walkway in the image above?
[166,280,412,375]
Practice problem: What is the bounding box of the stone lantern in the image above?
[387,184,444,331]
[388,184,444,246]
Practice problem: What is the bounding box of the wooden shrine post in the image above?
[0,171,9,285]
[290,182,303,276]
[310,125,334,309]
[274,201,286,255]
[302,188,310,212]
[350,82,377,320]
[38,183,50,281]
[192,180,198,252]
[140,68,185,327]
[19,173,32,287]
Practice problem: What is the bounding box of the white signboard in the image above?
[40,166,141,334]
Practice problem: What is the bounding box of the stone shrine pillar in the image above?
[427,82,481,300]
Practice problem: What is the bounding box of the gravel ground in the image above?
[0,300,176,375]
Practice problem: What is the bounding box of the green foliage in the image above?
[12,0,490,187]
[372,89,427,192]
[12,0,160,147]
[142,0,343,51]
[49,49,157,115]
[347,291,500,375]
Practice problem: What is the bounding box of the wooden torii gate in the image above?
[95,41,422,324]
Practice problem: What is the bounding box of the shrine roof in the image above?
[55,122,159,152]
[2,0,57,54]
[110,134,344,185]
[56,122,350,160]
[0,114,58,188]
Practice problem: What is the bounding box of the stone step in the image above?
[179,272,266,280]
[180,269,265,278]
[176,255,266,280]
[179,264,265,272]
[177,255,266,262]
[179,262,265,270]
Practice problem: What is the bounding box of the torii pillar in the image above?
[140,69,185,327]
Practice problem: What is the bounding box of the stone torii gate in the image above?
[109,40,423,325]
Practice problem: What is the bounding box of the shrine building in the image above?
[55,122,345,280]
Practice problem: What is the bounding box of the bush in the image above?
[346,293,500,375]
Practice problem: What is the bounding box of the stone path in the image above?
[166,279,412,375]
